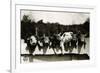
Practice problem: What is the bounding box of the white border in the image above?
[11,3,96,73]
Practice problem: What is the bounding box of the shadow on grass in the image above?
[21,53,89,62]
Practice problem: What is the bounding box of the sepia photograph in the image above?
[20,9,90,63]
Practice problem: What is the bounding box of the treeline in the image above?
[21,15,89,39]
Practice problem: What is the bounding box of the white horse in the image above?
[59,32,73,54]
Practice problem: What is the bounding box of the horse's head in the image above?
[30,35,37,45]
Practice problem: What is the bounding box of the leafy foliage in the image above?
[21,15,90,40]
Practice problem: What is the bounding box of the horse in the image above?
[59,32,73,54]
[77,34,86,54]
[37,36,50,55]
[25,35,37,55]
[49,34,62,54]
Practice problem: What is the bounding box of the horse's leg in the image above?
[83,41,86,49]
[28,46,32,55]
[77,43,82,54]
[59,46,64,55]
[43,47,46,55]
[60,43,64,55]
[29,48,35,55]
[78,48,81,54]
[43,46,48,55]
[29,49,32,55]
[52,48,57,55]
[56,46,59,52]
[75,41,77,49]
[69,46,73,53]
[32,47,36,55]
